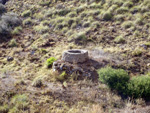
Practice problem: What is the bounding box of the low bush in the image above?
[0,104,9,113]
[23,18,32,26]
[101,11,113,21]
[127,75,150,99]
[32,76,43,87]
[114,35,125,43]
[98,67,150,99]
[121,21,133,29]
[12,26,22,35]
[0,11,21,40]
[98,67,129,93]
[34,24,49,34]
[21,10,32,17]
[11,94,29,110]
[46,57,57,68]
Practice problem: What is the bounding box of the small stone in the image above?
[7,56,13,61]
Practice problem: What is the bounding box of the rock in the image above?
[7,56,13,61]
[0,0,9,5]
[62,49,89,63]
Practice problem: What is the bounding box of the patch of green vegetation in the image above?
[39,0,51,6]
[10,94,29,111]
[71,23,77,29]
[67,11,77,18]
[114,14,125,21]
[0,104,9,113]
[76,5,87,13]
[123,1,133,7]
[56,71,67,81]
[23,17,32,26]
[134,17,143,25]
[127,75,150,99]
[121,21,133,29]
[34,24,49,34]
[12,26,22,35]
[114,35,125,43]
[8,39,18,47]
[91,21,100,28]
[101,11,113,21]
[57,8,71,16]
[21,10,32,17]
[74,31,87,44]
[88,2,101,9]
[98,67,129,93]
[41,33,49,39]
[46,57,57,68]
[108,4,118,12]
[41,20,50,26]
[32,76,43,87]
[61,27,68,33]
[116,7,129,14]
[83,21,91,28]
[132,48,143,56]
[33,12,44,20]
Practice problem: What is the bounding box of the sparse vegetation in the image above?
[1,0,150,112]
[21,10,32,17]
[32,76,43,87]
[114,35,125,43]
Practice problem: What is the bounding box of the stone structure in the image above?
[62,49,89,63]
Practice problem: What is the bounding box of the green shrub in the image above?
[21,10,32,17]
[34,24,49,34]
[0,105,9,113]
[46,57,57,68]
[8,39,18,47]
[23,18,32,26]
[32,76,43,87]
[12,26,22,35]
[67,11,77,17]
[10,94,29,111]
[127,75,150,99]
[39,1,50,6]
[83,21,90,27]
[57,8,70,16]
[121,21,133,29]
[114,35,125,43]
[74,32,87,44]
[116,7,129,14]
[98,67,129,93]
[102,11,113,21]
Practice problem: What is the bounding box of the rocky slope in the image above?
[0,0,150,112]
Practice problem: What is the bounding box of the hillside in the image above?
[0,0,150,112]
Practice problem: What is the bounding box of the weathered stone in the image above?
[62,49,88,63]
[7,56,13,61]
[0,0,9,5]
